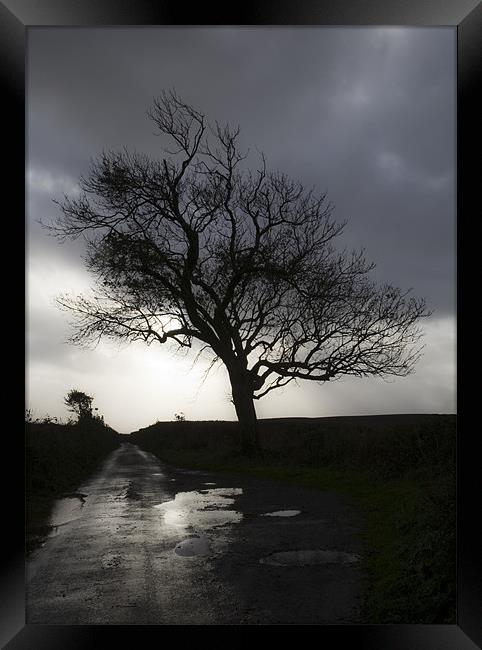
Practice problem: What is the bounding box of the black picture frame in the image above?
[2,1,480,647]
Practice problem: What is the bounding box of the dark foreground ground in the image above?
[130,414,456,623]
[27,442,364,625]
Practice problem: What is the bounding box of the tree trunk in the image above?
[228,369,260,456]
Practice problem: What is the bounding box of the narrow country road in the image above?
[27,442,364,625]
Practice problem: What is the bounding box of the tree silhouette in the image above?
[49,90,429,454]
[64,389,94,423]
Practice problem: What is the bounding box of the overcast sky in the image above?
[27,27,456,433]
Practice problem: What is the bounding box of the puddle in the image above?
[261,510,301,518]
[154,488,243,531]
[259,550,360,566]
[50,497,85,527]
[62,491,87,503]
[174,535,210,557]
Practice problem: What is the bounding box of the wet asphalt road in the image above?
[27,442,364,625]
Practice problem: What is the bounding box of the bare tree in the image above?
[48,90,429,454]
[64,389,94,423]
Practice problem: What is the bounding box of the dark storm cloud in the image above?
[28,27,455,314]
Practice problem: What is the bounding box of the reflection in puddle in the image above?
[175,535,210,557]
[260,550,360,566]
[50,497,85,527]
[261,510,301,518]
[154,488,243,532]
[204,482,217,486]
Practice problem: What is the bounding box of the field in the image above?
[129,413,456,623]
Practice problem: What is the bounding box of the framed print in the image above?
[1,0,480,647]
